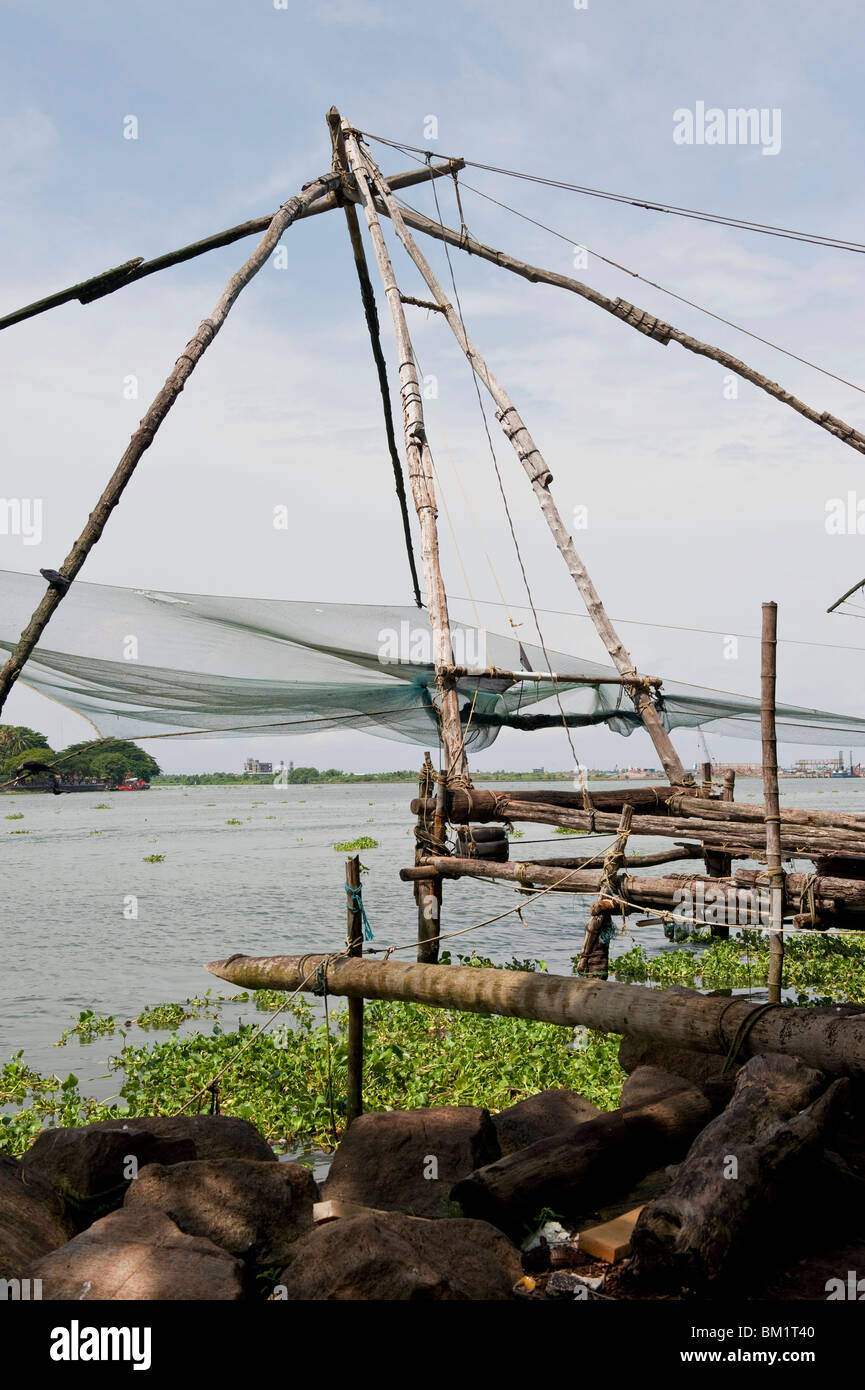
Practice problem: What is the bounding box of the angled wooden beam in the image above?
[0,159,465,332]
[372,194,865,461]
[0,171,340,714]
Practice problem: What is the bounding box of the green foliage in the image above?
[5,813,23,820]
[333,836,379,851]
[611,930,865,1001]
[0,972,623,1157]
[2,745,56,778]
[0,726,51,761]
[56,1010,117,1046]
[142,853,164,863]
[554,825,589,836]
[57,738,160,783]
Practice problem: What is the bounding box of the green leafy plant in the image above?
[142,853,164,863]
[333,836,379,851]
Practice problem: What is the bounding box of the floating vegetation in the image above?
[225,818,243,825]
[94,803,111,810]
[56,1010,117,1046]
[554,826,588,836]
[5,813,23,820]
[333,836,379,851]
[142,853,164,863]
[8,829,31,835]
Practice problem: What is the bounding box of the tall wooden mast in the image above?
[334,117,468,783]
[347,128,691,788]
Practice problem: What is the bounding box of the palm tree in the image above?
[0,725,51,760]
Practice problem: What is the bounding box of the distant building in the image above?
[243,758,273,774]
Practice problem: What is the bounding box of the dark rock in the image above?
[618,1036,735,1112]
[0,1155,73,1279]
[492,1089,599,1156]
[620,1066,699,1109]
[21,1115,274,1229]
[277,1211,521,1300]
[321,1107,499,1219]
[124,1158,318,1266]
[28,1206,245,1300]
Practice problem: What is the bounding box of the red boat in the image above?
[117,775,150,791]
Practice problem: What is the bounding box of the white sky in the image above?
[2,0,864,772]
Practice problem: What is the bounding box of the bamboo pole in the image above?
[342,123,467,782]
[204,952,865,1078]
[0,160,465,333]
[369,197,865,461]
[344,855,364,1124]
[762,602,785,1003]
[0,170,341,715]
[347,128,690,789]
[326,110,422,608]
[414,753,442,963]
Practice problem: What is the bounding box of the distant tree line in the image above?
[0,725,160,785]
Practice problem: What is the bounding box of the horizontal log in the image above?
[204,952,865,1077]
[398,844,703,881]
[416,796,865,860]
[452,1081,710,1237]
[413,786,865,835]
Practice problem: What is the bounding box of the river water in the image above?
[4,777,864,1098]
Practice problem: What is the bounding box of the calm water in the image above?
[3,777,864,1096]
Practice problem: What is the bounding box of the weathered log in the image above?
[412,787,865,834]
[418,797,865,860]
[398,843,704,881]
[629,1054,849,1290]
[450,1077,711,1236]
[204,953,865,1078]
[418,855,865,920]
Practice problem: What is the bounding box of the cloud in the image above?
[0,107,58,181]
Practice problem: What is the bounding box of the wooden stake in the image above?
[349,130,690,788]
[415,753,442,963]
[0,170,340,715]
[344,855,364,1124]
[762,602,785,1003]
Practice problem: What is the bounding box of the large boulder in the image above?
[618,1037,735,1112]
[0,1155,73,1279]
[277,1211,521,1300]
[21,1116,275,1229]
[492,1090,600,1156]
[321,1107,499,1219]
[29,1206,245,1300]
[124,1158,318,1267]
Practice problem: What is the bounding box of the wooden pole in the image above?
[0,170,341,716]
[0,159,465,332]
[576,804,633,978]
[344,855,364,1124]
[762,602,785,1003]
[204,952,865,1079]
[327,109,422,608]
[347,128,691,789]
[368,195,865,461]
[342,124,468,782]
[415,753,442,963]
